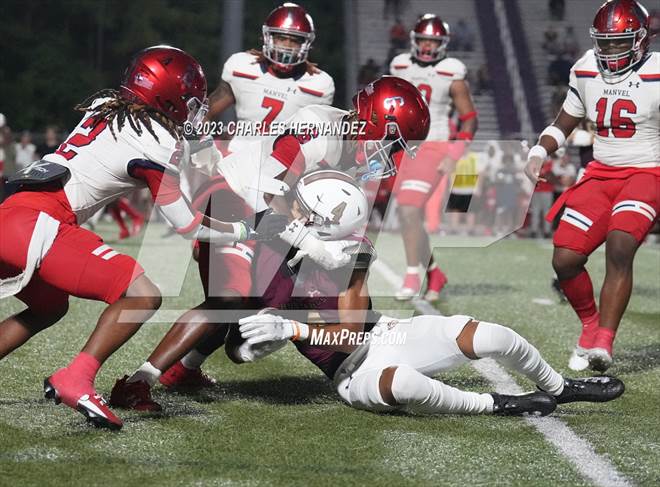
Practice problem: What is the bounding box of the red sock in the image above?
[593,327,615,355]
[559,270,599,342]
[67,352,101,387]
[118,198,143,221]
[577,313,600,348]
[109,205,129,234]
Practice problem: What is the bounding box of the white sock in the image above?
[181,349,209,370]
[128,362,161,387]
[391,364,494,415]
[472,321,565,396]
[406,266,420,275]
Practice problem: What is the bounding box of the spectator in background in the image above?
[549,0,565,21]
[451,19,474,51]
[474,63,491,94]
[550,86,568,115]
[494,154,524,236]
[389,18,408,50]
[358,58,380,88]
[551,148,576,202]
[542,25,560,56]
[14,130,36,170]
[649,9,660,36]
[548,53,572,86]
[528,157,556,239]
[36,125,62,158]
[562,26,579,59]
[0,118,17,202]
[384,0,405,20]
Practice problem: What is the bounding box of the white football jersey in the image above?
[43,98,183,223]
[222,52,335,152]
[389,53,466,141]
[218,105,348,212]
[563,50,660,168]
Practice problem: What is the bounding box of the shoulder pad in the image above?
[437,57,467,80]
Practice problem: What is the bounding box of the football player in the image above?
[206,2,334,154]
[524,0,659,372]
[233,173,625,417]
[389,14,478,301]
[108,76,432,402]
[0,46,285,430]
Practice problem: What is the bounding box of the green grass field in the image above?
[1,223,658,486]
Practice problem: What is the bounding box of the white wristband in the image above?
[540,125,566,148]
[528,145,548,161]
[291,321,310,341]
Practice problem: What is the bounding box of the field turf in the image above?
[1,223,658,486]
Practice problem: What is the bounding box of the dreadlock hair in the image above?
[74,89,182,143]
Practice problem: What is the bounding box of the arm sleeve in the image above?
[128,160,182,205]
[271,134,305,178]
[562,68,586,118]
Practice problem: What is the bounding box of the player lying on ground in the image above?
[111,170,624,415]
[109,168,378,409]
[108,76,431,396]
[0,46,286,430]
[389,13,478,302]
[524,0,659,372]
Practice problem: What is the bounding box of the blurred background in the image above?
[1,0,659,237]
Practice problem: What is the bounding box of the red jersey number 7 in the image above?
[261,97,284,129]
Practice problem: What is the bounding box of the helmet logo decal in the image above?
[134,72,153,90]
[383,96,405,109]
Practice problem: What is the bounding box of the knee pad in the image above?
[390,364,429,405]
[472,321,521,358]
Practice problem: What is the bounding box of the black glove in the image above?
[244,209,290,241]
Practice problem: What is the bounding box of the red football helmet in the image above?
[410,14,450,63]
[352,76,430,179]
[262,3,315,69]
[590,0,651,79]
[120,45,208,125]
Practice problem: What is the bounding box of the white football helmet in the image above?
[294,170,368,240]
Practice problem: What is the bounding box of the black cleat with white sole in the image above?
[491,391,557,417]
[552,376,625,404]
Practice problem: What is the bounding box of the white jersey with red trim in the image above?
[222,52,335,152]
[217,105,348,213]
[389,53,466,141]
[562,50,660,168]
[42,98,183,223]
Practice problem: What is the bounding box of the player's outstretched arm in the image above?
[525,109,582,183]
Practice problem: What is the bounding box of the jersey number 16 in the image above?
[595,98,637,138]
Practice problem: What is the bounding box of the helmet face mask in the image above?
[263,28,313,67]
[411,33,449,63]
[262,3,315,69]
[589,0,650,81]
[410,14,450,63]
[359,123,415,181]
[590,27,647,78]
[185,96,209,127]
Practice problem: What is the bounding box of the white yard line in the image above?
[371,259,632,487]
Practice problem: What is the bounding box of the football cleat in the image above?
[491,391,557,417]
[552,376,625,405]
[159,361,217,390]
[424,268,448,302]
[44,377,123,430]
[568,346,590,372]
[395,273,421,301]
[130,216,145,236]
[110,376,162,412]
[588,347,613,372]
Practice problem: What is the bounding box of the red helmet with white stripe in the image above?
[410,14,450,63]
[352,76,430,179]
[262,3,316,69]
[590,0,651,79]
